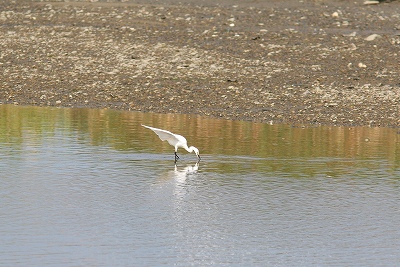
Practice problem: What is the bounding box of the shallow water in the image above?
[1,105,399,266]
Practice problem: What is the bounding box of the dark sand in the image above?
[1,0,399,126]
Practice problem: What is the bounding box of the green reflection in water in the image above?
[1,104,399,170]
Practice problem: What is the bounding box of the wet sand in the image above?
[1,0,399,127]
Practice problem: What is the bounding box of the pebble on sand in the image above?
[365,33,381,41]
[364,0,380,5]
[358,62,367,68]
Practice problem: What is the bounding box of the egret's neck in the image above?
[184,145,193,153]
[182,145,194,152]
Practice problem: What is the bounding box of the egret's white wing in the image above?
[142,124,179,143]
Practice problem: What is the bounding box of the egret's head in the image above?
[192,146,200,159]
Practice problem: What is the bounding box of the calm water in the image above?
[1,105,400,266]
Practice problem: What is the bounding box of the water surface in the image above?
[1,105,399,266]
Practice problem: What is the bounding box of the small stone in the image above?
[326,102,338,107]
[364,0,379,5]
[365,33,381,41]
[358,62,367,68]
[343,32,357,37]
[332,12,339,18]
[349,43,357,50]
[302,90,311,97]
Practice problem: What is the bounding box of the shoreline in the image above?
[1,0,399,127]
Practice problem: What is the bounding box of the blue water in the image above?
[1,105,399,266]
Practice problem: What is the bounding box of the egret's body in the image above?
[142,124,200,161]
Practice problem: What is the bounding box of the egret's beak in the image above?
[197,154,201,161]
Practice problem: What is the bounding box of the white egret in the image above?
[142,124,200,162]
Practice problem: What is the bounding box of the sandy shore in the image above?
[1,0,399,127]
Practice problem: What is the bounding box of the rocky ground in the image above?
[1,0,399,127]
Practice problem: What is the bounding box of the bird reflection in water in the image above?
[154,162,199,186]
[172,162,199,200]
[173,162,199,183]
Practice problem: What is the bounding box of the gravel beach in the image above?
[1,0,399,127]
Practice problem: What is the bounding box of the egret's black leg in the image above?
[174,152,180,161]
